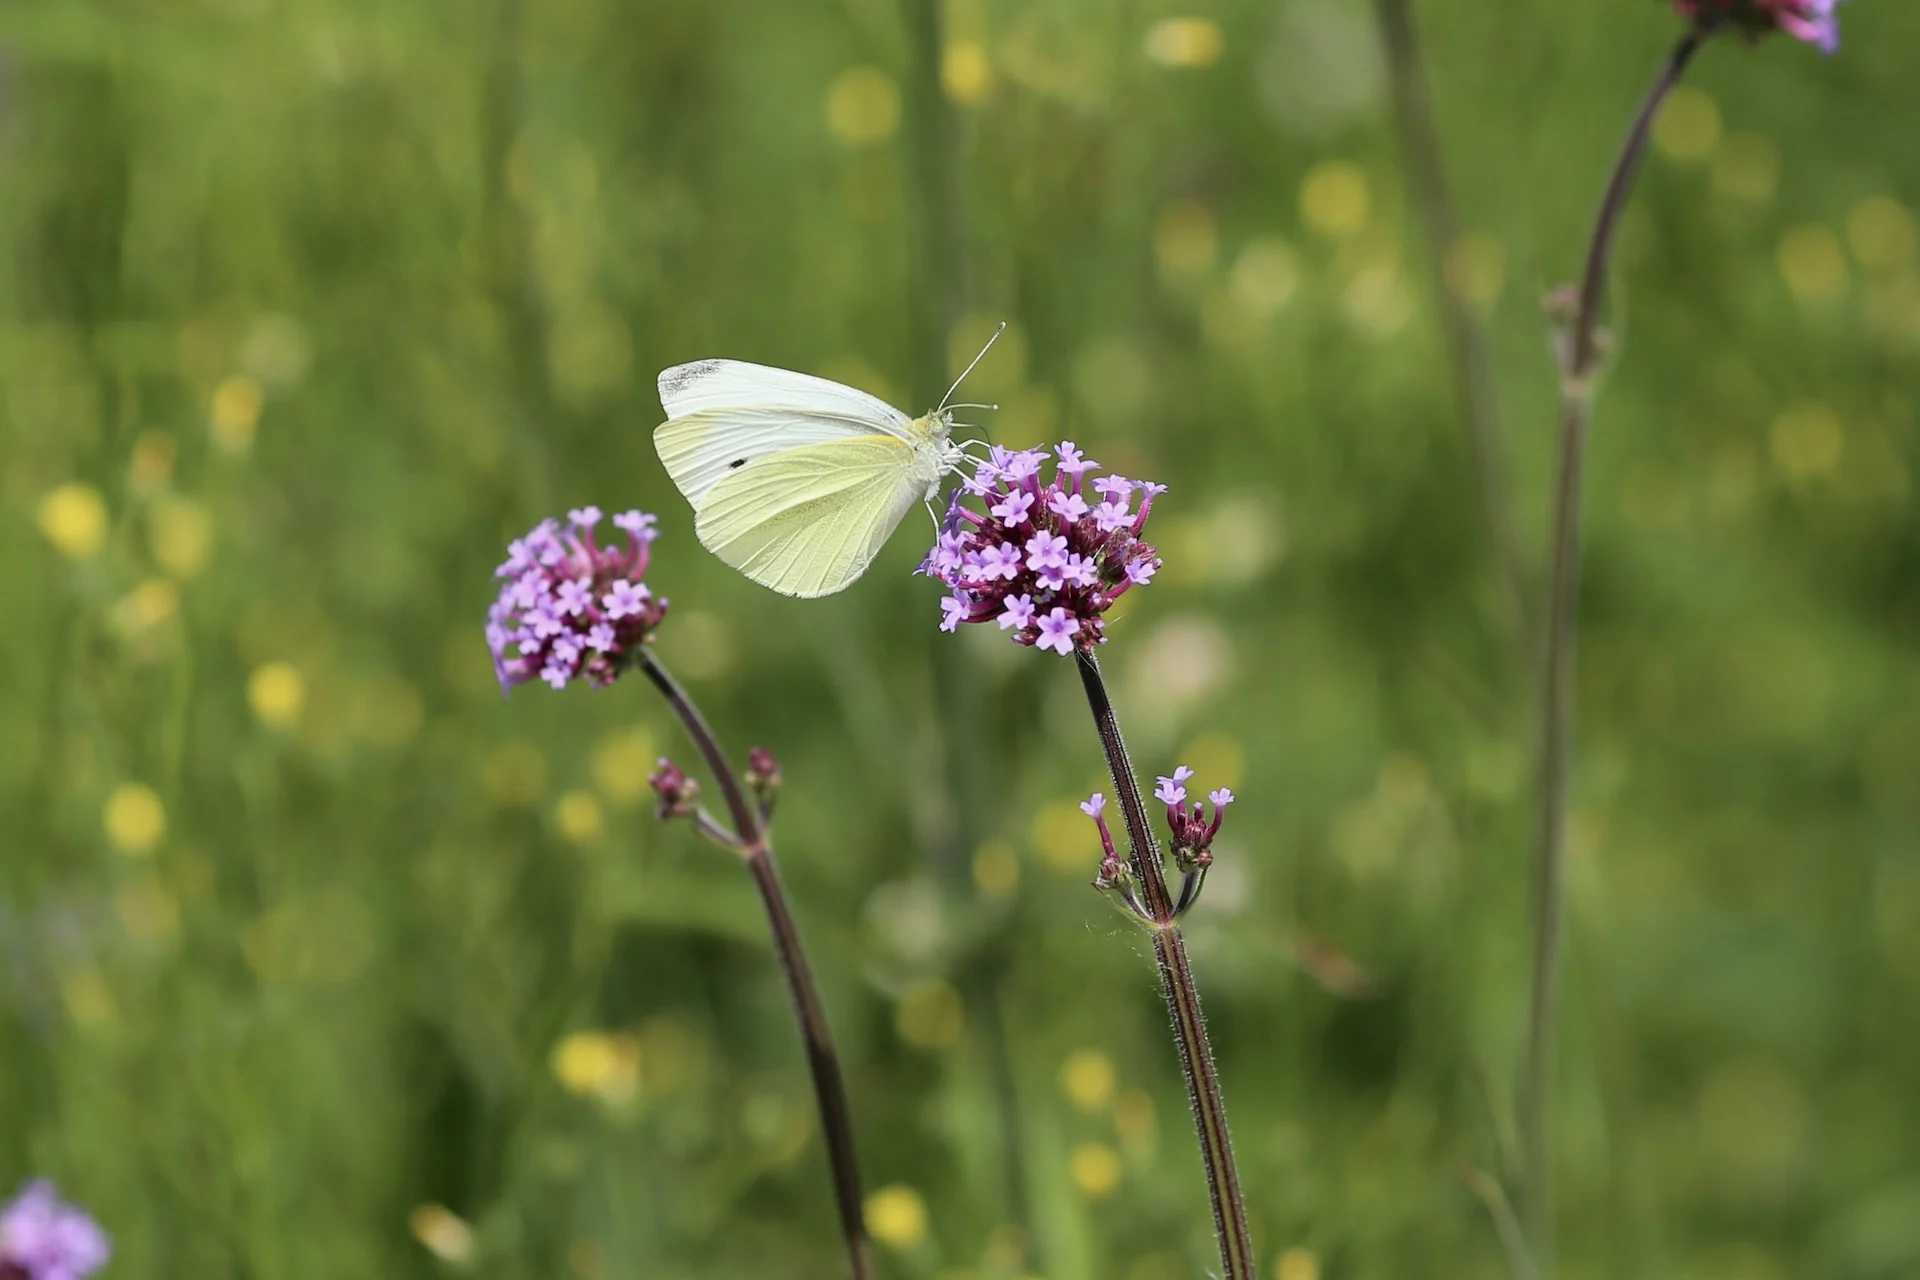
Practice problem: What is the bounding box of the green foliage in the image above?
[3,1,1917,1276]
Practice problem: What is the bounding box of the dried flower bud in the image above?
[745,747,782,795]
[648,757,698,819]
[486,508,668,695]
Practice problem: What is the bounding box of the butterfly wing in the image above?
[655,360,915,506]
[692,435,926,598]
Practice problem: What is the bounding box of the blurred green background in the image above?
[4,0,1918,1276]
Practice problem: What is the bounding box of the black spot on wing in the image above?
[729,458,747,469]
[659,359,723,399]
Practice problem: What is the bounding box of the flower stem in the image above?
[639,651,876,1280]
[1522,27,1710,1275]
[1075,650,1256,1280]
[1374,0,1526,636]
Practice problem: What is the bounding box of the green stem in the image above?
[1075,651,1256,1280]
[1522,26,1711,1274]
[639,652,875,1280]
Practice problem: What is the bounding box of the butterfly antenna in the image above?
[937,321,1008,413]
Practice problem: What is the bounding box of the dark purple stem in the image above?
[639,651,875,1280]
[1076,650,1256,1280]
[1523,26,1711,1276]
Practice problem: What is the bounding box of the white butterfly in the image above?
[654,327,1001,598]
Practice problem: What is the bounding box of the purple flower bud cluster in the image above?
[921,442,1164,655]
[1674,0,1843,51]
[1155,766,1235,872]
[649,757,698,819]
[487,508,668,695]
[0,1182,109,1280]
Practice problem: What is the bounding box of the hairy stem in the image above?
[640,651,875,1280]
[1522,27,1710,1274]
[1374,0,1525,633]
[1076,650,1256,1280]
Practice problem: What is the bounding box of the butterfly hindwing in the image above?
[693,435,924,598]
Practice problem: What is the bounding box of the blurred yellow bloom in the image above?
[1113,1087,1156,1155]
[1228,237,1301,318]
[60,968,118,1030]
[1300,162,1369,238]
[591,728,656,807]
[150,496,213,578]
[1848,196,1915,271]
[1068,1142,1122,1199]
[210,375,264,453]
[555,790,605,844]
[1060,1048,1115,1112]
[37,483,108,559]
[1155,200,1219,287]
[409,1204,474,1263]
[112,579,179,636]
[1276,1247,1321,1280]
[1443,232,1508,310]
[971,838,1020,898]
[864,1185,928,1251]
[825,67,900,145]
[551,1030,642,1104]
[248,662,307,729]
[1713,132,1779,204]
[1653,86,1721,164]
[1777,224,1847,306]
[1143,17,1224,68]
[104,783,166,856]
[1179,731,1245,792]
[1031,798,1093,873]
[1771,402,1844,482]
[942,40,993,104]
[128,431,177,493]
[895,979,964,1049]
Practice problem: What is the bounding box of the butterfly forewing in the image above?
[658,360,911,433]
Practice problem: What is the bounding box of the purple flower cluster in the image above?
[0,1182,109,1280]
[922,443,1164,654]
[487,507,668,694]
[1675,0,1843,51]
[1081,764,1236,921]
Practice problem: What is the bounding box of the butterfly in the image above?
[653,325,1001,598]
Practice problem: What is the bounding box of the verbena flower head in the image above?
[1159,767,1233,871]
[921,442,1164,653]
[0,1181,110,1280]
[1674,0,1843,51]
[487,509,668,694]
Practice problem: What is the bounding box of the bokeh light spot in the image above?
[591,728,657,808]
[112,579,179,637]
[1228,237,1301,317]
[1770,402,1844,481]
[1847,196,1915,271]
[128,431,177,493]
[1276,1248,1321,1280]
[1155,200,1219,288]
[895,979,965,1049]
[210,375,264,453]
[149,496,213,578]
[37,483,108,560]
[1443,232,1508,309]
[1068,1142,1122,1199]
[248,662,306,729]
[1144,17,1224,68]
[1032,799,1095,874]
[1777,224,1847,306]
[1060,1048,1116,1111]
[1300,162,1369,238]
[104,783,166,856]
[1653,86,1721,163]
[972,838,1020,897]
[865,1184,928,1251]
[409,1205,475,1264]
[942,41,993,104]
[826,67,901,146]
[555,790,605,844]
[1712,132,1779,203]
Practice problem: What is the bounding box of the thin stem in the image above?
[639,651,876,1280]
[1374,0,1526,635]
[1521,27,1710,1276]
[1076,650,1256,1280]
